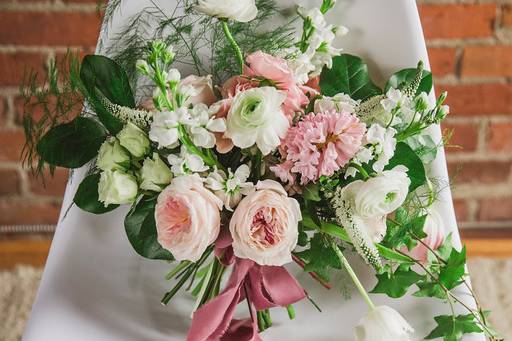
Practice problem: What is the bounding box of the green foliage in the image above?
[319,54,382,100]
[124,196,174,261]
[385,68,433,96]
[439,246,467,290]
[383,209,427,250]
[74,173,119,214]
[405,135,439,164]
[36,116,107,168]
[425,314,483,341]
[385,142,427,192]
[413,280,447,300]
[295,233,342,281]
[371,265,424,298]
[303,182,321,202]
[80,55,134,133]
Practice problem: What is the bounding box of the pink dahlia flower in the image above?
[271,111,366,185]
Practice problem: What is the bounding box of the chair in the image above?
[23,1,485,340]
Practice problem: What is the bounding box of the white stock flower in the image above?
[140,153,173,192]
[314,93,359,114]
[188,103,226,148]
[365,123,397,173]
[195,0,258,22]
[225,87,289,155]
[205,164,254,210]
[98,170,138,207]
[167,145,208,175]
[96,137,130,171]
[117,122,151,158]
[355,306,414,341]
[149,108,191,149]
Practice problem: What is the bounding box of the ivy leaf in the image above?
[385,142,426,192]
[439,246,467,290]
[384,213,427,250]
[319,54,382,100]
[371,266,424,298]
[425,314,483,341]
[124,196,174,261]
[295,233,341,282]
[385,68,433,96]
[36,116,107,168]
[73,173,118,214]
[414,280,447,300]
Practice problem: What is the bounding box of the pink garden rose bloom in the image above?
[181,74,218,106]
[229,180,301,266]
[155,174,223,262]
[405,209,446,262]
[271,110,366,185]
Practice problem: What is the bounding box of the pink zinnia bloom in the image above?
[272,111,366,185]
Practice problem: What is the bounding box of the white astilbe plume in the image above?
[331,190,383,271]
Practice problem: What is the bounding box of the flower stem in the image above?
[330,239,375,310]
[221,20,244,74]
[348,162,370,180]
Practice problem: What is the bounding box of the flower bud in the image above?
[96,137,131,171]
[98,170,138,207]
[140,153,173,192]
[117,122,151,158]
[136,60,151,75]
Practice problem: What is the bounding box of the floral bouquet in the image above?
[21,0,501,340]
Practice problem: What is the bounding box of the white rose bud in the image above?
[98,170,138,207]
[117,122,151,158]
[355,306,414,341]
[140,153,173,192]
[96,137,131,171]
[195,0,258,22]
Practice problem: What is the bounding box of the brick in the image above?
[419,4,496,39]
[29,168,68,197]
[0,200,61,225]
[487,122,512,152]
[0,96,6,125]
[442,122,479,153]
[0,52,47,87]
[0,169,21,196]
[448,160,511,185]
[453,199,470,223]
[437,83,512,116]
[428,47,457,77]
[461,46,512,78]
[0,11,101,46]
[478,197,512,221]
[0,130,25,162]
[503,4,512,28]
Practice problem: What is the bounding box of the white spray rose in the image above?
[195,0,258,22]
[98,170,138,207]
[225,87,289,155]
[117,122,150,158]
[355,306,414,341]
[140,153,173,192]
[96,137,130,171]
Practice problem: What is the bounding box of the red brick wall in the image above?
[0,1,511,230]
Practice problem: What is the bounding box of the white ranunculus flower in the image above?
[355,306,414,341]
[195,0,257,22]
[365,123,397,173]
[225,86,289,155]
[139,153,173,192]
[98,170,138,207]
[117,122,151,158]
[314,93,359,114]
[205,164,254,210]
[167,145,208,176]
[96,137,131,171]
[149,108,191,149]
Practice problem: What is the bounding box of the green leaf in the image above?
[414,280,447,300]
[384,213,427,250]
[80,55,135,133]
[425,314,483,341]
[319,54,382,100]
[124,196,174,261]
[376,244,414,264]
[303,182,321,202]
[36,116,107,168]
[385,68,433,96]
[439,246,466,290]
[371,266,424,298]
[405,135,438,164]
[386,142,426,192]
[73,173,118,214]
[295,233,342,281]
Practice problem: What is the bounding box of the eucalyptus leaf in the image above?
[124,196,174,261]
[74,173,119,214]
[36,116,107,168]
[385,68,433,96]
[386,142,426,192]
[320,54,382,100]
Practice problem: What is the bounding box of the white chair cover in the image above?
[23,1,485,340]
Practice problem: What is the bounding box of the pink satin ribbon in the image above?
[187,257,306,341]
